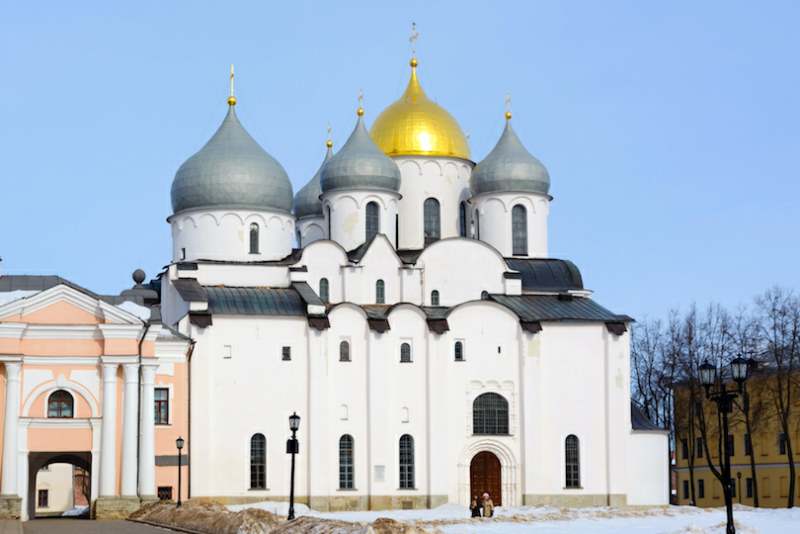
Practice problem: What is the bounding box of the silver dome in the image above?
[293,144,332,219]
[320,116,400,194]
[471,121,550,196]
[171,106,293,214]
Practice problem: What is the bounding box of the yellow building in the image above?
[673,373,800,508]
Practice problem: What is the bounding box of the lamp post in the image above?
[176,436,185,508]
[286,413,300,521]
[698,356,752,534]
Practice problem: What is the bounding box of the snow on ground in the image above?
[61,505,89,517]
[227,502,800,533]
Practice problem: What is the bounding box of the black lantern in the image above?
[286,413,300,520]
[730,356,748,384]
[698,360,715,388]
[176,436,185,508]
[289,412,301,432]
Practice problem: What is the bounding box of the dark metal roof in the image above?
[173,279,208,302]
[291,282,324,307]
[171,249,303,269]
[0,275,100,299]
[397,249,424,265]
[631,403,665,431]
[205,287,306,316]
[347,237,377,263]
[503,258,584,292]
[488,294,629,323]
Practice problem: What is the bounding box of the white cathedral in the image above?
[159,56,669,511]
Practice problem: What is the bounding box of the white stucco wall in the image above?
[322,191,400,252]
[626,432,670,505]
[297,216,326,248]
[472,192,550,258]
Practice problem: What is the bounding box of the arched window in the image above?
[327,205,332,238]
[339,434,354,489]
[399,434,415,489]
[250,433,266,489]
[249,223,260,254]
[47,390,73,418]
[376,279,385,304]
[474,210,480,239]
[565,435,580,488]
[481,290,489,300]
[319,278,329,304]
[340,340,350,362]
[454,341,464,361]
[473,393,509,435]
[459,201,467,237]
[400,343,412,363]
[423,198,440,245]
[512,204,528,256]
[430,290,440,306]
[366,201,380,241]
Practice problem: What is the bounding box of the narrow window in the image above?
[454,341,464,361]
[180,247,186,260]
[698,479,705,499]
[376,279,385,304]
[459,201,467,237]
[731,478,737,498]
[37,489,49,508]
[366,201,380,241]
[319,278,329,304]
[565,434,581,488]
[296,230,302,247]
[681,438,688,460]
[154,388,169,425]
[682,480,689,499]
[157,486,173,501]
[250,434,266,489]
[511,204,528,256]
[481,290,489,300]
[746,478,753,498]
[475,210,480,239]
[696,437,704,458]
[327,206,332,238]
[282,346,291,361]
[249,223,260,254]
[339,434,354,489]
[472,393,509,435]
[779,433,787,455]
[400,343,412,363]
[423,198,440,245]
[340,341,350,362]
[47,390,73,418]
[727,434,735,456]
[745,433,752,456]
[430,290,440,306]
[399,434,415,489]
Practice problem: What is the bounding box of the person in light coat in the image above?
[481,493,494,518]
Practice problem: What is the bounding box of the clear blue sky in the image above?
[1,1,798,320]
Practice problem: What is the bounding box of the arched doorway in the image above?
[27,452,91,520]
[470,451,502,506]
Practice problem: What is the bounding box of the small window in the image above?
[731,478,737,498]
[511,204,528,256]
[727,434,735,456]
[682,480,689,499]
[223,345,232,359]
[745,433,752,456]
[319,278,330,304]
[454,341,464,361]
[746,477,753,498]
[376,280,385,304]
[327,205,332,238]
[181,247,186,260]
[400,343,412,363]
[698,479,705,499]
[366,201,380,241]
[250,434,266,489]
[423,198,440,245]
[779,433,787,455]
[154,388,169,425]
[340,341,350,362]
[339,434,354,489]
[282,346,291,361]
[681,438,688,460]
[696,437,704,458]
[399,434,415,489]
[459,201,467,237]
[249,223,260,254]
[481,290,489,300]
[473,393,509,435]
[37,489,49,508]
[565,434,580,488]
[157,486,173,501]
[47,390,73,418]
[474,210,480,239]
[430,290,440,306]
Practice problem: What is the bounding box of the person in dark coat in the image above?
[470,495,481,517]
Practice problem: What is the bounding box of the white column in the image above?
[1,361,21,495]
[138,363,157,497]
[121,363,140,497]
[100,362,119,497]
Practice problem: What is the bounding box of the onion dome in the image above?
[320,107,401,194]
[471,112,550,196]
[171,102,293,214]
[371,58,470,160]
[294,140,333,219]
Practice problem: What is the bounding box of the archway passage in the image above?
[470,451,502,506]
[27,452,91,520]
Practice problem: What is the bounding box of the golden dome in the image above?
[370,58,470,160]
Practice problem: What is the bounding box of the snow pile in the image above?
[61,505,89,517]
[117,300,151,320]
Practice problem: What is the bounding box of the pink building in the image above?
[0,274,191,519]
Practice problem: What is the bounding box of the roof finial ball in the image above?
[227,64,237,107]
[132,269,146,285]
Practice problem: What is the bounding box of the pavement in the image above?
[18,519,173,534]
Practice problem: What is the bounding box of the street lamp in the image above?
[176,436,185,508]
[698,358,752,534]
[286,413,300,520]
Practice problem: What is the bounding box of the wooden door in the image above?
[470,451,502,506]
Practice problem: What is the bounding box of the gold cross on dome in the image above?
[227,64,237,106]
[504,93,512,120]
[409,22,420,57]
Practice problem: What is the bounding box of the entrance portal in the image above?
[470,451,501,506]
[27,452,91,520]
